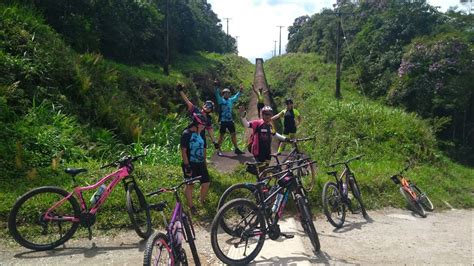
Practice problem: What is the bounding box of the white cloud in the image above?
[207,0,463,64]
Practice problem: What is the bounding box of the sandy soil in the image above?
[1,208,472,265]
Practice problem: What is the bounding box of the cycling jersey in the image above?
[278,108,300,134]
[256,91,264,103]
[215,88,240,122]
[180,128,206,163]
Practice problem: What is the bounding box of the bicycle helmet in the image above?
[204,100,214,111]
[261,106,273,115]
[191,112,207,126]
[222,88,231,93]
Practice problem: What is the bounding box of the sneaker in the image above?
[234,148,245,155]
[217,150,224,156]
[190,206,198,216]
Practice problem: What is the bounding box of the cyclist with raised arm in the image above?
[239,105,289,165]
[177,83,219,151]
[215,79,245,155]
[252,85,268,118]
[180,112,211,215]
[272,98,302,155]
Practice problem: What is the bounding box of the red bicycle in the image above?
[390,165,434,217]
[8,154,152,251]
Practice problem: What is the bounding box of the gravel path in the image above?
[1,208,472,265]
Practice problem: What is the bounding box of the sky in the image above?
[207,0,469,63]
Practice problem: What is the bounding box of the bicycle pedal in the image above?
[280,232,294,239]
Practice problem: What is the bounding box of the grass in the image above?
[265,53,474,210]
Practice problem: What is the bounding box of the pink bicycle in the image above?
[8,154,152,251]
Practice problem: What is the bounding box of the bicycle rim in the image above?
[211,199,265,265]
[399,187,426,217]
[413,186,434,212]
[8,186,80,251]
[143,232,174,266]
[322,182,345,228]
[126,183,152,238]
[297,195,321,252]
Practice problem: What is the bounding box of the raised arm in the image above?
[271,110,284,121]
[177,84,194,111]
[239,106,250,128]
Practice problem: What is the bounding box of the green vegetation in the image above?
[287,1,473,164]
[265,53,473,211]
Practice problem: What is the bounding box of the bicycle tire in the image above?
[126,182,152,239]
[296,154,316,192]
[399,187,426,217]
[8,186,80,251]
[413,185,434,212]
[296,194,321,252]
[143,232,174,266]
[211,199,266,265]
[348,177,368,218]
[322,181,345,228]
[182,215,200,266]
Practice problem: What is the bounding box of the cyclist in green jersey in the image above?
[272,98,302,154]
[252,85,268,118]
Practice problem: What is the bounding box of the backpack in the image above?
[246,120,264,155]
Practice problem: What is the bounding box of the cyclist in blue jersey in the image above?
[181,112,211,215]
[177,83,219,150]
[214,79,245,155]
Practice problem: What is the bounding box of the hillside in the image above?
[265,53,473,209]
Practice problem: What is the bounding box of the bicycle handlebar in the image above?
[264,160,316,180]
[100,154,147,169]
[293,136,315,142]
[146,176,202,197]
[328,154,364,167]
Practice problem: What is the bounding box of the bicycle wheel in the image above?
[399,187,426,217]
[182,215,200,266]
[211,199,266,265]
[296,155,316,192]
[322,182,345,228]
[143,232,174,266]
[413,185,434,212]
[296,194,321,252]
[217,183,257,236]
[126,182,152,239]
[8,186,80,251]
[348,177,368,218]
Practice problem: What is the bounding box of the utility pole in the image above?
[335,8,342,99]
[223,18,231,52]
[235,36,239,55]
[163,0,170,76]
[273,40,277,57]
[277,25,284,56]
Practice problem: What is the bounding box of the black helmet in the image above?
[285,98,293,104]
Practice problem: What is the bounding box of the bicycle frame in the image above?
[43,166,133,223]
[398,176,418,200]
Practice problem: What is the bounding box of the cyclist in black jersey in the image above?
[272,98,302,154]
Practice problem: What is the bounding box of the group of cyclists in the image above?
[177,80,302,214]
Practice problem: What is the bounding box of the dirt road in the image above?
[1,208,472,265]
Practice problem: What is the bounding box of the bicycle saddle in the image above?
[64,168,87,176]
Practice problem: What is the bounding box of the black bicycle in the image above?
[210,161,320,265]
[322,155,368,228]
[217,137,317,212]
